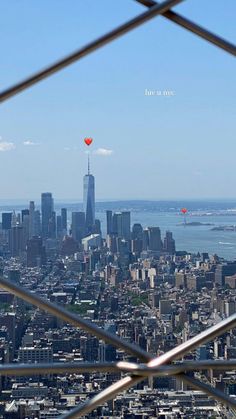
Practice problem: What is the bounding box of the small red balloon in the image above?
[181,208,187,214]
[84,138,93,146]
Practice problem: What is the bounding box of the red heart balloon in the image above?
[84,138,93,146]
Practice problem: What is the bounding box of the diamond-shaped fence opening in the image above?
[0,0,235,104]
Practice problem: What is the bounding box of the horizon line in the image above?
[0,197,236,203]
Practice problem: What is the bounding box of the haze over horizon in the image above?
[1,197,236,205]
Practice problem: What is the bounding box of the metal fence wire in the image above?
[1,277,236,418]
[0,1,236,417]
[0,0,235,103]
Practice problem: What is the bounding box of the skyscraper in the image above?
[34,210,41,236]
[112,212,131,240]
[48,211,56,239]
[41,193,54,239]
[132,223,143,255]
[21,209,29,223]
[99,323,117,362]
[83,157,95,234]
[61,208,67,234]
[215,263,236,287]
[94,219,101,235]
[2,213,12,230]
[163,231,176,254]
[27,236,46,267]
[112,212,122,237]
[71,212,86,243]
[132,223,143,240]
[22,212,30,249]
[56,215,63,239]
[142,228,149,250]
[9,226,24,257]
[106,210,113,235]
[29,201,35,238]
[121,211,131,240]
[148,227,162,251]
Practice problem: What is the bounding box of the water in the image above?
[96,210,236,260]
[1,200,236,260]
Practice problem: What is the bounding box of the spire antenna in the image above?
[88,153,90,175]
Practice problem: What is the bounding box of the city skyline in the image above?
[0,2,235,417]
[1,147,236,263]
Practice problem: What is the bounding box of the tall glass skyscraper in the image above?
[71,211,86,242]
[61,208,67,233]
[41,192,54,239]
[83,157,95,234]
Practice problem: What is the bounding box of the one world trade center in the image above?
[83,155,95,234]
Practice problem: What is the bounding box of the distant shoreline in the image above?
[211,226,236,232]
[177,222,214,227]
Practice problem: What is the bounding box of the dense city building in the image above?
[41,192,54,239]
[0,164,235,418]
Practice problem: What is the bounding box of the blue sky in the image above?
[0,0,235,201]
